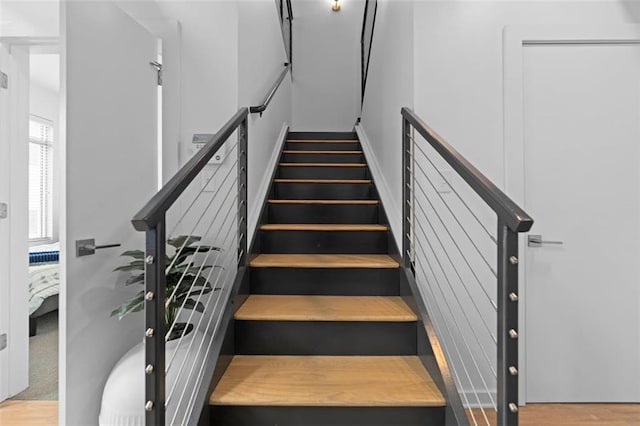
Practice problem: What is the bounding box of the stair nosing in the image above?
[273,179,371,184]
[234,295,417,322]
[260,224,388,232]
[249,254,400,269]
[279,163,367,168]
[268,199,380,205]
[282,150,363,154]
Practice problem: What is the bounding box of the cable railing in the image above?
[401,108,533,426]
[131,108,248,426]
[361,0,377,103]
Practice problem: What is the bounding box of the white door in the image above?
[523,42,640,402]
[0,42,11,405]
[63,3,158,424]
[0,42,30,403]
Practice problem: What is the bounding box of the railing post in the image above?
[497,221,519,426]
[145,218,166,426]
[238,115,248,267]
[402,116,412,271]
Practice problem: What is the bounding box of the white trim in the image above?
[247,123,289,249]
[503,24,640,405]
[355,124,402,250]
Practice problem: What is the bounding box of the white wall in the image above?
[29,77,60,242]
[238,0,292,241]
[0,0,59,37]
[358,0,414,247]
[359,0,640,407]
[413,1,640,189]
[291,0,363,131]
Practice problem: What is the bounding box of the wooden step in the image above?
[273,179,371,184]
[282,150,363,155]
[268,199,379,205]
[210,355,445,407]
[279,163,367,168]
[249,254,400,269]
[235,295,417,322]
[260,224,388,232]
[287,139,358,143]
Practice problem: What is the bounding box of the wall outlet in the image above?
[0,202,7,219]
[0,333,7,351]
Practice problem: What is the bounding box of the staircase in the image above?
[207,132,446,425]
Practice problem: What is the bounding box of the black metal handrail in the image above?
[278,0,293,68]
[401,107,533,233]
[360,0,377,104]
[132,109,248,231]
[131,108,249,425]
[249,63,291,116]
[401,108,533,425]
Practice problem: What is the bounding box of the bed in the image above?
[29,242,60,336]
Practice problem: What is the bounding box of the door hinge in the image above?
[150,61,162,86]
[0,333,7,351]
[1,71,8,89]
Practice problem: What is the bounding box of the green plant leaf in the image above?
[113,261,145,272]
[181,298,205,313]
[167,235,201,249]
[126,274,145,285]
[110,291,145,320]
[120,250,145,259]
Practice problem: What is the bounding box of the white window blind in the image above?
[28,116,54,241]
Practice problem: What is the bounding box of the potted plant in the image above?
[111,235,222,340]
[100,236,223,425]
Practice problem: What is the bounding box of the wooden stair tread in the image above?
[209,355,446,407]
[268,199,379,205]
[235,295,417,322]
[287,139,358,143]
[274,178,371,184]
[249,254,400,269]
[279,163,367,167]
[260,224,388,232]
[283,150,363,154]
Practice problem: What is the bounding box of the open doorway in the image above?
[10,50,61,402]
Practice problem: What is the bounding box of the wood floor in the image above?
[1,400,638,425]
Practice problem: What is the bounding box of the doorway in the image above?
[504,25,640,403]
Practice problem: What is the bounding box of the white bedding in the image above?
[29,263,60,316]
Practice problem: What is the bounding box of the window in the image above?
[28,116,54,241]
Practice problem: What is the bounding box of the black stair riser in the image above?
[235,321,417,355]
[285,142,361,151]
[288,131,357,140]
[273,183,373,200]
[281,153,364,163]
[209,406,446,426]
[277,166,369,180]
[250,268,400,296]
[260,230,388,254]
[268,204,379,224]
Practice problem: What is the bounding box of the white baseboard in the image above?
[248,123,289,249]
[355,124,402,250]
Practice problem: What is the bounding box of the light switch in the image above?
[437,170,454,194]
[0,202,7,219]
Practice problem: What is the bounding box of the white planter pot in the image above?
[99,327,206,426]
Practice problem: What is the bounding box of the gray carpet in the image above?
[12,311,58,400]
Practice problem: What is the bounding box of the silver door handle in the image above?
[528,234,563,248]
